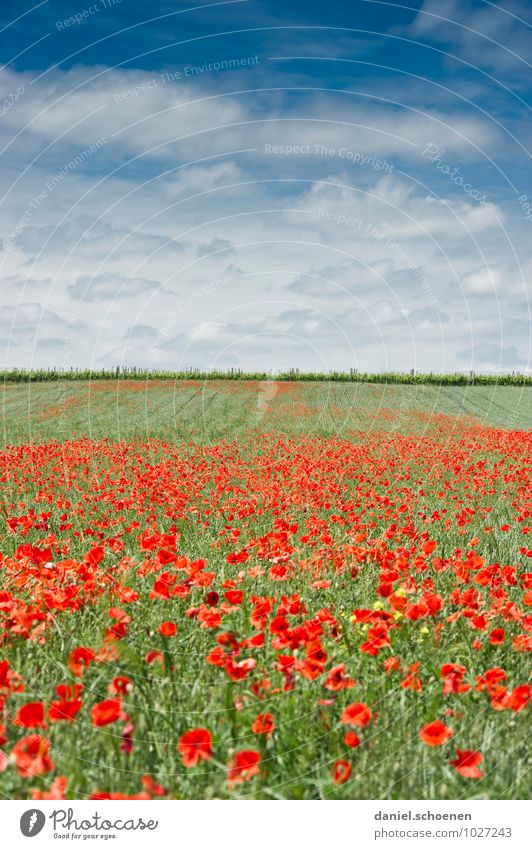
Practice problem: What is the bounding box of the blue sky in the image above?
[0,0,530,372]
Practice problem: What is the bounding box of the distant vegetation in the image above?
[1,367,530,386]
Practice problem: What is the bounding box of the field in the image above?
[2,378,531,443]
[0,379,530,800]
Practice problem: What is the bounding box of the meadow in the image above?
[0,379,530,799]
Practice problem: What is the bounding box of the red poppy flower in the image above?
[197,606,222,629]
[31,775,68,800]
[158,621,177,637]
[333,759,352,785]
[11,734,54,777]
[0,660,24,694]
[489,628,505,645]
[240,632,265,649]
[141,775,167,796]
[49,695,82,722]
[340,702,372,727]
[344,731,361,748]
[506,685,530,712]
[228,749,261,787]
[251,713,275,737]
[324,664,355,691]
[55,683,83,700]
[12,702,46,729]
[400,663,422,692]
[90,698,123,727]
[419,720,453,746]
[145,650,163,665]
[109,676,132,696]
[383,657,401,673]
[224,657,256,681]
[225,590,243,605]
[178,728,213,767]
[513,634,532,652]
[68,646,96,677]
[85,546,104,566]
[450,749,483,779]
[120,721,134,755]
[360,622,391,656]
[476,667,507,692]
[441,664,471,695]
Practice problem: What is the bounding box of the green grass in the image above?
[1,367,531,387]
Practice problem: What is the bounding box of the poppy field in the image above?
[0,380,530,800]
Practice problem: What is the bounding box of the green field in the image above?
[1,379,530,445]
[0,380,530,800]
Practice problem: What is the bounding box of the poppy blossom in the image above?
[251,713,275,737]
[158,621,177,637]
[450,749,483,779]
[441,664,470,694]
[145,650,164,665]
[489,628,505,645]
[12,702,46,729]
[49,695,82,722]
[68,646,96,677]
[344,731,361,748]
[120,721,135,755]
[11,735,54,777]
[419,720,453,746]
[400,663,422,692]
[225,590,243,605]
[178,728,213,767]
[109,676,132,696]
[333,759,352,784]
[227,749,261,787]
[90,698,123,727]
[31,775,68,800]
[224,657,256,681]
[141,775,167,796]
[48,684,83,722]
[506,685,530,712]
[340,702,372,727]
[324,664,355,691]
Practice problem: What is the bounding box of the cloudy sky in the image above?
[0,0,530,373]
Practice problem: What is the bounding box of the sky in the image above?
[0,0,531,373]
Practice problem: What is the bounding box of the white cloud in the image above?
[0,62,528,372]
[68,273,161,302]
[408,0,531,76]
